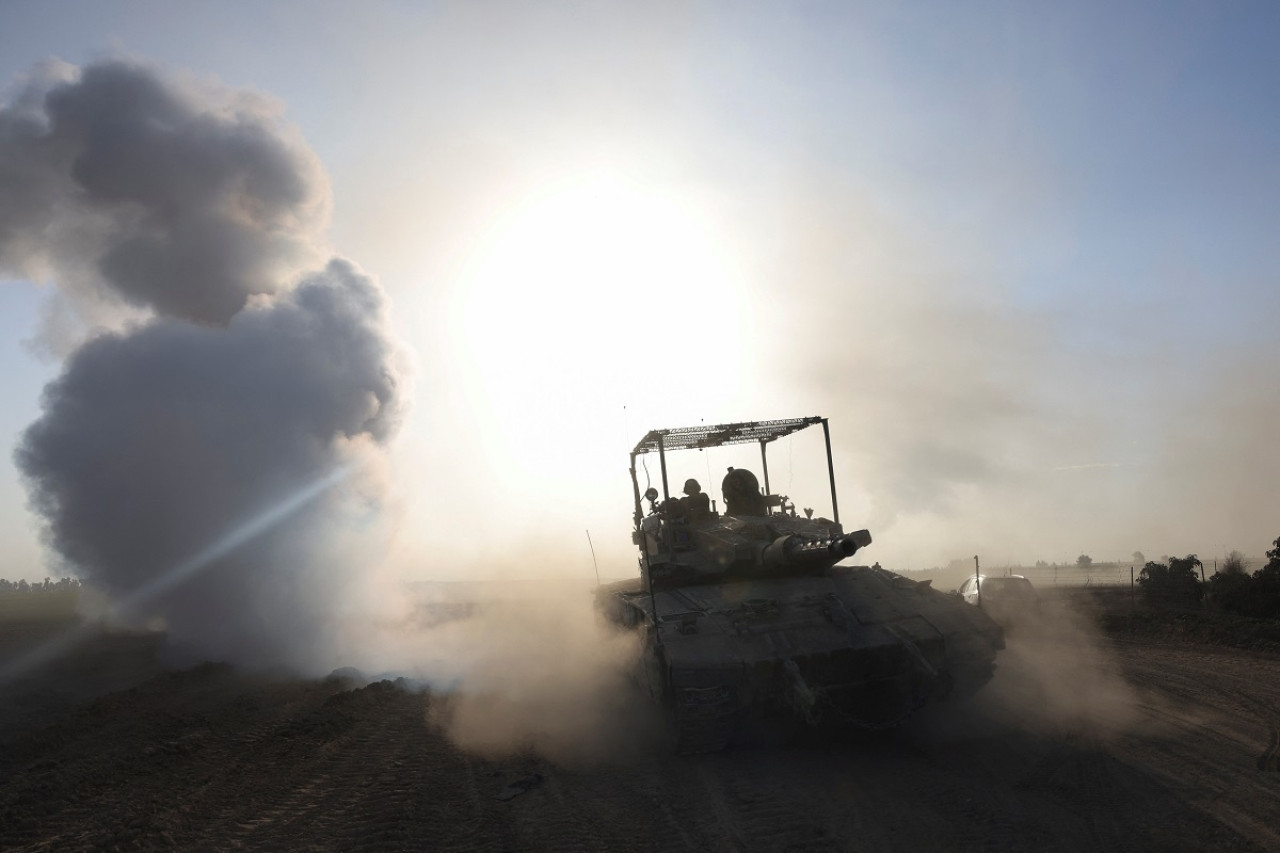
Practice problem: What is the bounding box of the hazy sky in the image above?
[1,0,1277,583]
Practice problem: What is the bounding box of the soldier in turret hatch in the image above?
[683,478,711,521]
[721,467,767,516]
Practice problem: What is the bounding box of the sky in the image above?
[0,0,1277,586]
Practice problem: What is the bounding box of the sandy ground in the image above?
[1,612,1278,852]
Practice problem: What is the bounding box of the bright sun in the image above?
[450,174,757,493]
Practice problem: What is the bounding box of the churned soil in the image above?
[1,617,1278,852]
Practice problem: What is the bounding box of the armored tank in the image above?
[596,417,1004,753]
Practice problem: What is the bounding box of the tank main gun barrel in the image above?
[762,529,872,568]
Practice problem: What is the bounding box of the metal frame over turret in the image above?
[629,416,840,528]
[628,416,870,606]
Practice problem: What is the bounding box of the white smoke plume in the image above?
[4,58,406,666]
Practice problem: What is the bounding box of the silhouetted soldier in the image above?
[721,467,767,516]
[682,478,711,521]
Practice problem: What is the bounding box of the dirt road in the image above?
[1,624,1277,852]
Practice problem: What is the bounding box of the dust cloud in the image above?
[943,596,1140,739]
[759,183,1280,570]
[328,576,660,766]
[424,600,657,765]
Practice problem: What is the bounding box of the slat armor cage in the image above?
[632,417,823,455]
[629,416,839,528]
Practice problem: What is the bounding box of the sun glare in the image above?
[451,175,754,493]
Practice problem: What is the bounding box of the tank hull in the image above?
[598,566,1004,753]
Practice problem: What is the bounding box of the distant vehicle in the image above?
[595,416,1005,753]
[956,575,1039,626]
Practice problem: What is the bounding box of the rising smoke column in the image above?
[0,58,327,324]
[3,58,406,665]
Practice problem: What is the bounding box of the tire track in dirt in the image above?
[329,727,439,852]
[630,755,750,853]
[1256,715,1280,772]
[892,733,1049,853]
[506,770,615,853]
[930,780,1037,852]
[1223,688,1280,773]
[204,682,498,852]
[1111,642,1280,852]
[704,757,844,853]
[686,746,919,853]
[568,754,727,853]
[149,680,365,846]
[1124,648,1277,773]
[305,713,440,851]
[1014,736,1136,853]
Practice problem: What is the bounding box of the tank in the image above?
[595,417,1005,753]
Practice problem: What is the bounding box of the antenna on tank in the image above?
[586,529,601,587]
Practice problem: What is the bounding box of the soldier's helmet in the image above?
[683,478,701,495]
[721,467,761,506]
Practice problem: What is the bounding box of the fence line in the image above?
[987,564,1133,587]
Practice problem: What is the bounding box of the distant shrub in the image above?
[1206,538,1280,620]
[1253,538,1280,619]
[1139,555,1203,606]
[1208,570,1255,615]
[1221,550,1248,575]
[0,577,82,621]
[0,577,82,595]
